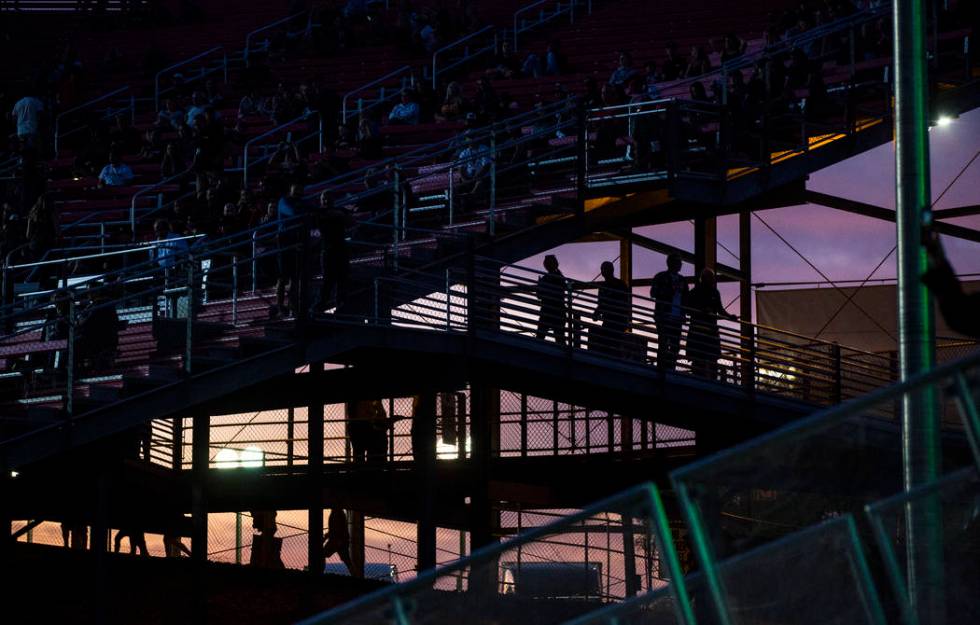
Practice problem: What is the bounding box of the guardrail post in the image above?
[185,262,194,375]
[231,255,238,325]
[448,164,455,225]
[576,100,587,216]
[832,342,843,404]
[65,298,75,417]
[465,239,475,337]
[489,130,497,235]
[445,269,452,330]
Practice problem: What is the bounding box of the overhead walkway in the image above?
[0,221,896,470]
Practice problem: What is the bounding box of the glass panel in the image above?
[298,484,693,625]
[671,357,980,625]
[867,467,980,625]
[562,516,883,625]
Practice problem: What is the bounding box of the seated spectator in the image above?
[643,62,661,99]
[544,39,566,76]
[684,46,712,77]
[238,90,261,119]
[388,89,420,125]
[108,114,141,156]
[660,41,683,81]
[355,115,383,159]
[185,91,208,128]
[719,32,747,63]
[582,77,602,109]
[472,77,499,122]
[486,39,520,79]
[161,142,186,179]
[98,152,135,187]
[155,98,184,130]
[521,50,543,78]
[457,133,491,181]
[609,51,640,87]
[435,81,467,122]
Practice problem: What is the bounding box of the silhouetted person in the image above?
[410,394,436,464]
[593,261,630,356]
[249,510,284,569]
[687,268,737,380]
[76,289,122,371]
[923,228,980,339]
[651,253,688,371]
[535,255,567,345]
[114,526,149,556]
[61,522,87,550]
[323,508,355,574]
[274,183,307,318]
[315,192,353,314]
[347,399,389,463]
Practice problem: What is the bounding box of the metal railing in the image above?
[241,111,323,187]
[513,0,589,51]
[243,11,311,67]
[365,256,895,406]
[431,26,497,89]
[154,46,227,111]
[671,350,980,625]
[296,484,691,625]
[54,86,135,156]
[341,65,414,123]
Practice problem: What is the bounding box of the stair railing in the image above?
[54,86,135,157]
[243,11,311,67]
[154,46,227,112]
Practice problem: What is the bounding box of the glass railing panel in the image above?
[296,484,693,625]
[866,466,980,625]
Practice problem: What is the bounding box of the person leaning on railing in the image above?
[687,268,738,381]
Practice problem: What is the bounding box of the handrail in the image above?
[54,86,133,156]
[244,11,310,66]
[431,26,496,89]
[128,167,196,235]
[242,111,322,187]
[513,0,584,51]
[154,45,226,111]
[6,235,205,273]
[341,65,413,123]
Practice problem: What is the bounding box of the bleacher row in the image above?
[12,0,800,254]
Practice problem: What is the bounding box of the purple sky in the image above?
[526,106,980,317]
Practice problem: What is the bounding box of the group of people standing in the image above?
[534,252,737,380]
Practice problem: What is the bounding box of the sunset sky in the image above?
[527,106,980,316]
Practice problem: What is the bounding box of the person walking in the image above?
[650,253,688,371]
[535,255,568,345]
[593,261,630,356]
[687,268,736,380]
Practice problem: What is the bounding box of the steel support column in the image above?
[893,0,943,621]
[694,217,717,277]
[415,392,438,573]
[308,362,325,577]
[739,212,755,390]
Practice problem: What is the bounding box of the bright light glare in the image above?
[215,448,240,469]
[10,470,18,478]
[437,437,471,460]
[936,115,953,127]
[240,446,265,468]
